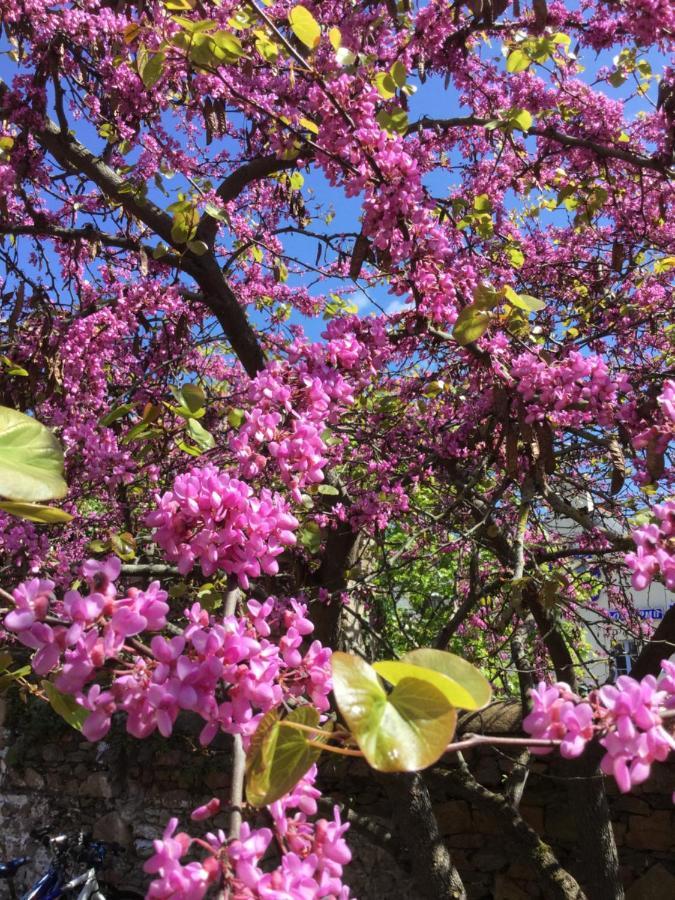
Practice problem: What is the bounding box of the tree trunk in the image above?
[560,748,624,900]
[380,772,467,899]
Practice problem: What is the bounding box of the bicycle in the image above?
[0,831,141,900]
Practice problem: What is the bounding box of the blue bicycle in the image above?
[0,832,140,900]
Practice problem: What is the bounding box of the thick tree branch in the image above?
[34,118,266,376]
[408,116,673,175]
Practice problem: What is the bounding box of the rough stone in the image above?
[494,874,533,900]
[435,800,473,834]
[625,864,675,900]
[625,811,674,851]
[93,812,132,847]
[612,796,651,815]
[80,772,114,799]
[23,768,45,790]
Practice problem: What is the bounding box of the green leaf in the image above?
[246,706,329,807]
[332,653,457,772]
[187,418,215,450]
[0,356,29,377]
[165,0,195,9]
[227,408,246,428]
[288,5,321,50]
[509,108,532,131]
[100,403,134,426]
[452,306,491,346]
[187,240,209,256]
[298,117,319,135]
[654,256,675,274]
[506,48,532,73]
[506,245,525,268]
[177,440,203,457]
[0,501,73,524]
[375,107,408,135]
[42,681,89,731]
[0,407,68,502]
[374,72,397,99]
[401,648,492,710]
[473,194,492,212]
[390,60,407,88]
[317,484,340,496]
[212,30,245,60]
[373,660,480,710]
[503,286,546,312]
[298,521,322,553]
[180,383,206,415]
[140,51,166,89]
[204,202,230,223]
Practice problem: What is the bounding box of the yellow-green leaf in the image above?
[0,501,73,524]
[390,60,407,88]
[0,407,68,502]
[373,660,480,710]
[401,649,492,710]
[332,652,458,772]
[140,51,166,89]
[289,5,321,50]
[374,71,397,99]
[506,48,532,73]
[452,306,491,345]
[246,706,329,807]
[503,286,546,312]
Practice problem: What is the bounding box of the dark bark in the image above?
[630,605,675,680]
[558,747,624,900]
[379,772,467,900]
[433,765,587,900]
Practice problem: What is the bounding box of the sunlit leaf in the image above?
[0,407,68,502]
[374,72,397,99]
[289,5,321,50]
[401,649,492,710]
[332,652,458,772]
[246,706,328,807]
[506,48,531,73]
[187,418,215,450]
[452,306,491,346]
[0,501,73,524]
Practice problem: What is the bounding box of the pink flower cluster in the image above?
[3,561,332,745]
[524,663,675,793]
[3,557,168,682]
[511,351,622,426]
[145,767,352,899]
[625,499,675,591]
[229,364,330,503]
[145,466,299,587]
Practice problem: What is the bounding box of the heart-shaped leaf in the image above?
[246,706,328,807]
[402,648,492,710]
[0,407,67,502]
[0,501,73,524]
[332,652,457,772]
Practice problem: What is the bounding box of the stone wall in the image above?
[1,695,674,899]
